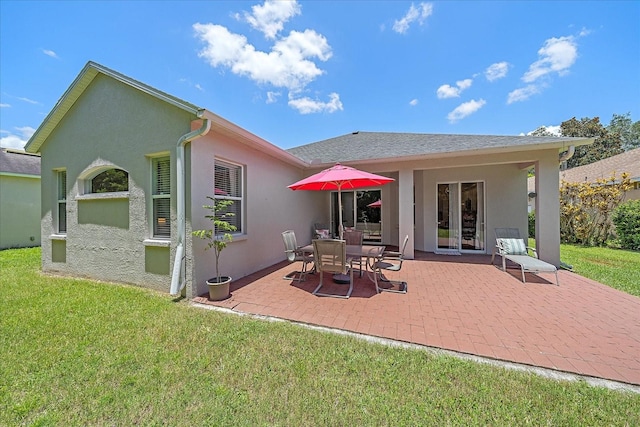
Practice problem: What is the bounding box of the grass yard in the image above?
[560,244,640,297]
[1,247,639,426]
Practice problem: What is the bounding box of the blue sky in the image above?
[1,1,639,150]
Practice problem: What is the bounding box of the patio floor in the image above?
[193,251,640,388]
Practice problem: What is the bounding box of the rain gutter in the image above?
[170,114,211,296]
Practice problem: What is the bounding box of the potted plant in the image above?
[192,196,237,301]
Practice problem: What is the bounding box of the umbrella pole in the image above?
[338,187,343,239]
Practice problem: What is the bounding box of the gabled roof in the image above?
[25,61,204,154]
[0,148,41,176]
[287,131,593,165]
[560,148,640,183]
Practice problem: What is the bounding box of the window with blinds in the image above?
[152,157,170,238]
[214,160,243,234]
[57,170,67,234]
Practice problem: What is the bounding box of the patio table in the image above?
[301,244,385,280]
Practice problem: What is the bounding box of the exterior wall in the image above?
[416,163,528,253]
[0,174,41,249]
[187,131,318,298]
[39,74,195,291]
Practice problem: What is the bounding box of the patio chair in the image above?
[494,234,559,286]
[343,229,364,276]
[369,234,409,294]
[490,228,523,265]
[282,230,314,282]
[312,239,354,299]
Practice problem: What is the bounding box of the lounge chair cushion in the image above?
[315,229,331,239]
[498,238,527,255]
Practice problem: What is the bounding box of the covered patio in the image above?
[194,252,640,388]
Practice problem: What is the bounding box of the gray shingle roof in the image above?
[560,147,640,182]
[0,149,41,176]
[287,131,592,165]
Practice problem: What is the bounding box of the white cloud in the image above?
[436,78,472,99]
[18,97,39,105]
[522,36,578,83]
[243,0,301,40]
[0,103,10,108]
[42,49,59,59]
[194,4,339,114]
[393,2,434,34]
[485,62,510,81]
[447,99,486,123]
[409,98,419,106]
[195,84,204,91]
[266,91,281,103]
[0,126,36,150]
[507,84,541,104]
[288,92,343,114]
[194,23,331,92]
[526,125,561,136]
[579,27,592,37]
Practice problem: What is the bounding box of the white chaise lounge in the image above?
[493,237,559,286]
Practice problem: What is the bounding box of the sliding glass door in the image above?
[437,182,485,252]
[331,190,382,238]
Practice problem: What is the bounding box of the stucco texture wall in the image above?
[187,131,316,298]
[39,74,195,291]
[0,175,41,249]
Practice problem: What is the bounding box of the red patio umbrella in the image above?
[367,199,382,208]
[288,163,394,238]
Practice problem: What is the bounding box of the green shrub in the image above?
[612,199,640,250]
[528,210,535,238]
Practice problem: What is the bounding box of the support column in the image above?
[398,168,414,259]
[534,155,560,266]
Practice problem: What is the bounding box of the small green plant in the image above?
[612,199,640,251]
[192,196,237,283]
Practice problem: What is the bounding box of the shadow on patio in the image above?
[193,251,640,387]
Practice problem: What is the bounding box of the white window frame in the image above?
[56,169,67,234]
[151,156,171,239]
[214,159,244,235]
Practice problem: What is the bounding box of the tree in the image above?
[560,172,632,246]
[607,112,640,151]
[560,117,624,168]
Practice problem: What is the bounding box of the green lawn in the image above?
[560,244,640,297]
[1,247,639,425]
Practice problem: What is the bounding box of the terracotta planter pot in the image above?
[206,276,231,301]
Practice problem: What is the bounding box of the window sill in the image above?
[50,234,67,241]
[144,239,171,247]
[77,192,130,201]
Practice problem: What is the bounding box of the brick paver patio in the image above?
[194,252,640,387]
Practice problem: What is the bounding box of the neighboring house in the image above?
[0,148,41,249]
[25,62,593,298]
[527,148,640,212]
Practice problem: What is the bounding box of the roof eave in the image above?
[203,111,308,168]
[305,137,596,168]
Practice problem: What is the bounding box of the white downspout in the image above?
[170,117,211,296]
[559,145,575,164]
